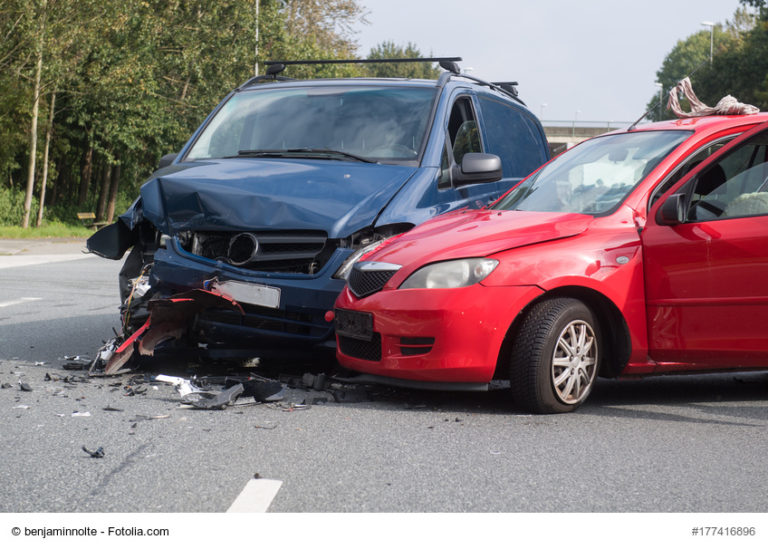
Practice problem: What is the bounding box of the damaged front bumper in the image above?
[148,239,350,358]
[90,289,245,375]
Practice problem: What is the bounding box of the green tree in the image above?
[0,0,372,227]
[646,8,766,120]
[365,41,441,79]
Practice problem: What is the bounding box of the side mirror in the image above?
[158,152,178,169]
[453,153,503,185]
[656,193,686,226]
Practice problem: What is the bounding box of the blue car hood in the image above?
[128,158,417,238]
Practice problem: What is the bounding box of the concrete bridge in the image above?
[542,121,633,156]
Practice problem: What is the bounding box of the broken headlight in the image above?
[333,239,387,280]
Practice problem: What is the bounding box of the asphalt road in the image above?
[1,242,768,518]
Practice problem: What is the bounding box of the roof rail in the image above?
[450,73,526,106]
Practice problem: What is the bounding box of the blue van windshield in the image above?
[186,86,437,164]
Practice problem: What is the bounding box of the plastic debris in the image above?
[181,383,244,410]
[63,356,91,370]
[82,446,105,458]
[155,374,202,397]
[72,411,91,417]
[18,381,32,392]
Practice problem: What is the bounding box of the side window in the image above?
[447,96,482,164]
[688,135,768,221]
[477,95,549,178]
[649,137,733,206]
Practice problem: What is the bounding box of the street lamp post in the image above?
[701,21,714,64]
[655,82,663,120]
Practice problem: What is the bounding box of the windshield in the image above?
[185,85,437,163]
[493,130,692,215]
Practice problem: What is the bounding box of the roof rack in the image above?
[238,57,525,106]
[263,57,463,75]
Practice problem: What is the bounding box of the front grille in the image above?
[348,263,400,298]
[179,230,331,274]
[339,333,382,361]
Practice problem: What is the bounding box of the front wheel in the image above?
[509,298,600,413]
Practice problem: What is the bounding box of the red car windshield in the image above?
[493,130,692,215]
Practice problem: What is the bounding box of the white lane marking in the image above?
[0,297,42,308]
[0,254,91,270]
[226,479,283,513]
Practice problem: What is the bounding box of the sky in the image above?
[353,0,745,124]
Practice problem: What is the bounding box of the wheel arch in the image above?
[495,285,631,380]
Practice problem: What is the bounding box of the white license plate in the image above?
[212,280,281,309]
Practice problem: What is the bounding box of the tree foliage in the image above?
[365,41,441,79]
[0,0,376,226]
[646,4,768,121]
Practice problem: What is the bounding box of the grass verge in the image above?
[0,221,95,239]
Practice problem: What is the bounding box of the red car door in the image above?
[643,122,768,370]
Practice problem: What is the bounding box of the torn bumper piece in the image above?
[89,289,244,376]
[155,374,285,409]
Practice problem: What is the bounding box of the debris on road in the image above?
[82,446,105,458]
[156,373,286,410]
[62,356,91,370]
[181,383,244,409]
[72,411,91,417]
[18,381,32,392]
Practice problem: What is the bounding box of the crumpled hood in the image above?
[369,209,593,266]
[128,158,418,237]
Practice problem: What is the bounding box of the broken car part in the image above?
[82,446,105,458]
[89,289,244,376]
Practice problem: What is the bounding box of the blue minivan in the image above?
[87,59,550,367]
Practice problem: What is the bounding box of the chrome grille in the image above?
[180,230,330,273]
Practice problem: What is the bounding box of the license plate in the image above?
[211,280,281,309]
[335,309,373,341]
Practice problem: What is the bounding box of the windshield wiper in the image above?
[235,148,376,163]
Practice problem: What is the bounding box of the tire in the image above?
[509,298,600,413]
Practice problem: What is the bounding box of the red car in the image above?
[332,113,768,413]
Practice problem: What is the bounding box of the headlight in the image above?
[400,258,498,289]
[333,240,388,280]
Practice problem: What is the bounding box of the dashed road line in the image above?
[0,254,91,270]
[226,479,283,512]
[0,297,42,308]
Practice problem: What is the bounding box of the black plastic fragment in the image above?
[82,446,105,458]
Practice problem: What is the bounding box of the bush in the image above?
[0,186,37,226]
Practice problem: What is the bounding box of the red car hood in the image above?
[370,209,593,266]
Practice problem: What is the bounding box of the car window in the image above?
[649,137,734,206]
[493,130,691,215]
[688,133,768,221]
[447,96,482,164]
[478,95,549,178]
[185,86,437,163]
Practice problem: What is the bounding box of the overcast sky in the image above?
[354,0,744,123]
